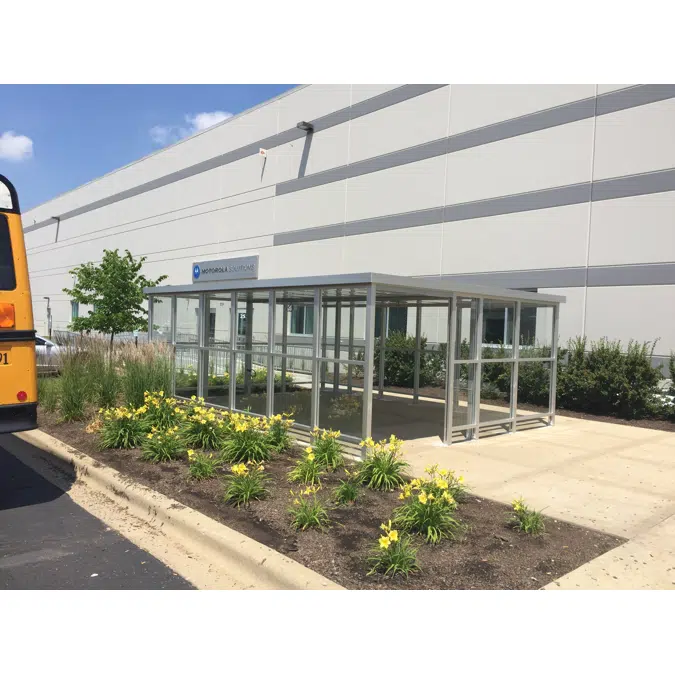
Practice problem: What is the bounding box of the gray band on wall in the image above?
[426,262,675,289]
[24,84,447,234]
[275,84,675,197]
[273,167,675,247]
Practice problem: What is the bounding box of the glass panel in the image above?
[451,363,476,428]
[234,291,270,352]
[455,297,478,359]
[233,351,268,416]
[0,214,17,291]
[519,303,554,356]
[0,182,12,210]
[482,300,516,359]
[207,293,232,348]
[517,361,552,415]
[273,355,312,428]
[151,296,172,343]
[319,384,363,438]
[175,346,199,398]
[479,362,512,425]
[205,349,230,408]
[176,296,200,344]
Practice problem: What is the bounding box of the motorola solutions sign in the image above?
[191,256,259,283]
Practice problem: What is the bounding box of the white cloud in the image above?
[149,110,233,146]
[0,130,34,161]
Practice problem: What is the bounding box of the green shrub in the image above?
[288,448,323,486]
[481,343,511,398]
[289,485,331,531]
[141,426,184,462]
[557,337,661,419]
[187,449,223,480]
[221,413,272,463]
[182,399,228,450]
[367,521,420,578]
[266,414,294,452]
[311,428,344,471]
[374,331,447,388]
[38,377,60,413]
[223,462,269,507]
[357,435,408,491]
[669,352,675,393]
[508,497,545,536]
[517,348,552,407]
[393,466,463,544]
[332,470,360,505]
[99,406,147,449]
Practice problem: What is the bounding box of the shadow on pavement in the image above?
[0,435,75,511]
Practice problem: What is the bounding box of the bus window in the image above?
[0,214,17,290]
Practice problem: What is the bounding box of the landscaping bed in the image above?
[38,407,624,590]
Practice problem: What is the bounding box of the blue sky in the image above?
[0,84,296,211]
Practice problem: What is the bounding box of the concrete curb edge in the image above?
[15,429,343,590]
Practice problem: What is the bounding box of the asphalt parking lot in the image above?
[0,439,193,590]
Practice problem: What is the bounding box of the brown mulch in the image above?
[38,409,625,589]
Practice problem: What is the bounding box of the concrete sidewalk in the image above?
[402,415,675,589]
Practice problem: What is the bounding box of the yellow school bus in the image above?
[0,174,37,433]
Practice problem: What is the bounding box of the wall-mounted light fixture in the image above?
[296,121,314,132]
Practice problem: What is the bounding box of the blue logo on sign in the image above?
[193,264,201,280]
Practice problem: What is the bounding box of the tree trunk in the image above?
[109,331,115,352]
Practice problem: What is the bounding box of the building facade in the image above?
[22,84,675,369]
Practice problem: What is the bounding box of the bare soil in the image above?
[38,409,625,590]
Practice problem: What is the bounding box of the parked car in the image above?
[35,335,60,374]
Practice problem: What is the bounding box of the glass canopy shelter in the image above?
[145,273,564,450]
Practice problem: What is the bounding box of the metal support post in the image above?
[443,295,458,444]
[244,296,253,397]
[197,294,209,400]
[413,300,422,404]
[266,291,275,418]
[320,298,328,390]
[147,296,154,342]
[229,293,237,411]
[378,306,388,398]
[333,296,342,393]
[362,284,376,448]
[311,289,322,430]
[347,299,355,394]
[549,304,560,425]
[472,299,484,441]
[281,301,288,394]
[170,296,177,396]
[510,301,521,433]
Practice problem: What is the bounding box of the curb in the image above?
[15,429,343,591]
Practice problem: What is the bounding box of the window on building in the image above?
[70,301,79,321]
[375,306,408,338]
[519,306,538,346]
[289,305,314,335]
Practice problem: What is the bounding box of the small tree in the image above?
[63,249,167,349]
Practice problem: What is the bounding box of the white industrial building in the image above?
[22,84,675,371]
